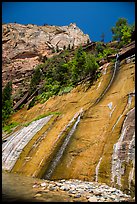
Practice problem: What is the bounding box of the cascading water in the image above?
[94,54,119,105]
[95,157,102,182]
[44,114,81,180]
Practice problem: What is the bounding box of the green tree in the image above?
[111,18,134,46]
[96,42,104,54]
[2,81,13,126]
[29,66,42,94]
[71,46,99,83]
[111,18,128,41]
[71,46,86,82]
[121,25,131,44]
[84,53,99,78]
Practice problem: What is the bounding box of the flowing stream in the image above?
[44,114,81,180]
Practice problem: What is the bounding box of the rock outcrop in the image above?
[2,24,135,201]
[118,41,135,61]
[2,23,90,100]
[2,48,135,197]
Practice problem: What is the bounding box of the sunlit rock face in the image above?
[2,115,52,171]
[2,22,90,99]
[2,41,135,197]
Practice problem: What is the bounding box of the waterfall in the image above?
[95,157,102,182]
[94,53,119,105]
[44,114,81,180]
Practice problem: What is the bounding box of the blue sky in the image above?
[2,2,135,42]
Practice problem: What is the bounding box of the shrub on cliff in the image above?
[71,46,99,84]
[2,81,13,126]
[29,65,42,95]
[96,42,116,61]
[29,46,100,105]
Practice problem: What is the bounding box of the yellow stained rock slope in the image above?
[10,58,135,195]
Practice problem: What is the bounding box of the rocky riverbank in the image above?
[32,179,134,202]
[2,172,135,202]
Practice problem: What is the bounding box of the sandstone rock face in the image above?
[2,23,90,100]
[118,41,135,61]
[2,53,135,197]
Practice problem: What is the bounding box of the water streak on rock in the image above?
[94,54,119,105]
[2,115,52,171]
[95,157,102,182]
[127,132,135,190]
[44,112,82,180]
[111,108,135,188]
[111,127,127,186]
[54,108,83,144]
[111,114,123,132]
[111,91,135,132]
[107,102,113,110]
[110,105,116,118]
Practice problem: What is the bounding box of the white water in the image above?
[97,80,102,90]
[112,114,123,132]
[110,105,116,118]
[111,127,127,186]
[107,102,113,110]
[128,160,135,190]
[54,108,83,145]
[44,114,81,180]
[95,157,102,182]
[2,115,52,171]
[95,54,119,105]
[127,132,135,190]
[111,90,135,132]
[111,108,135,187]
[128,92,135,108]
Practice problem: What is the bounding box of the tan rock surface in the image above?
[2,22,90,99]
[3,54,134,196]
